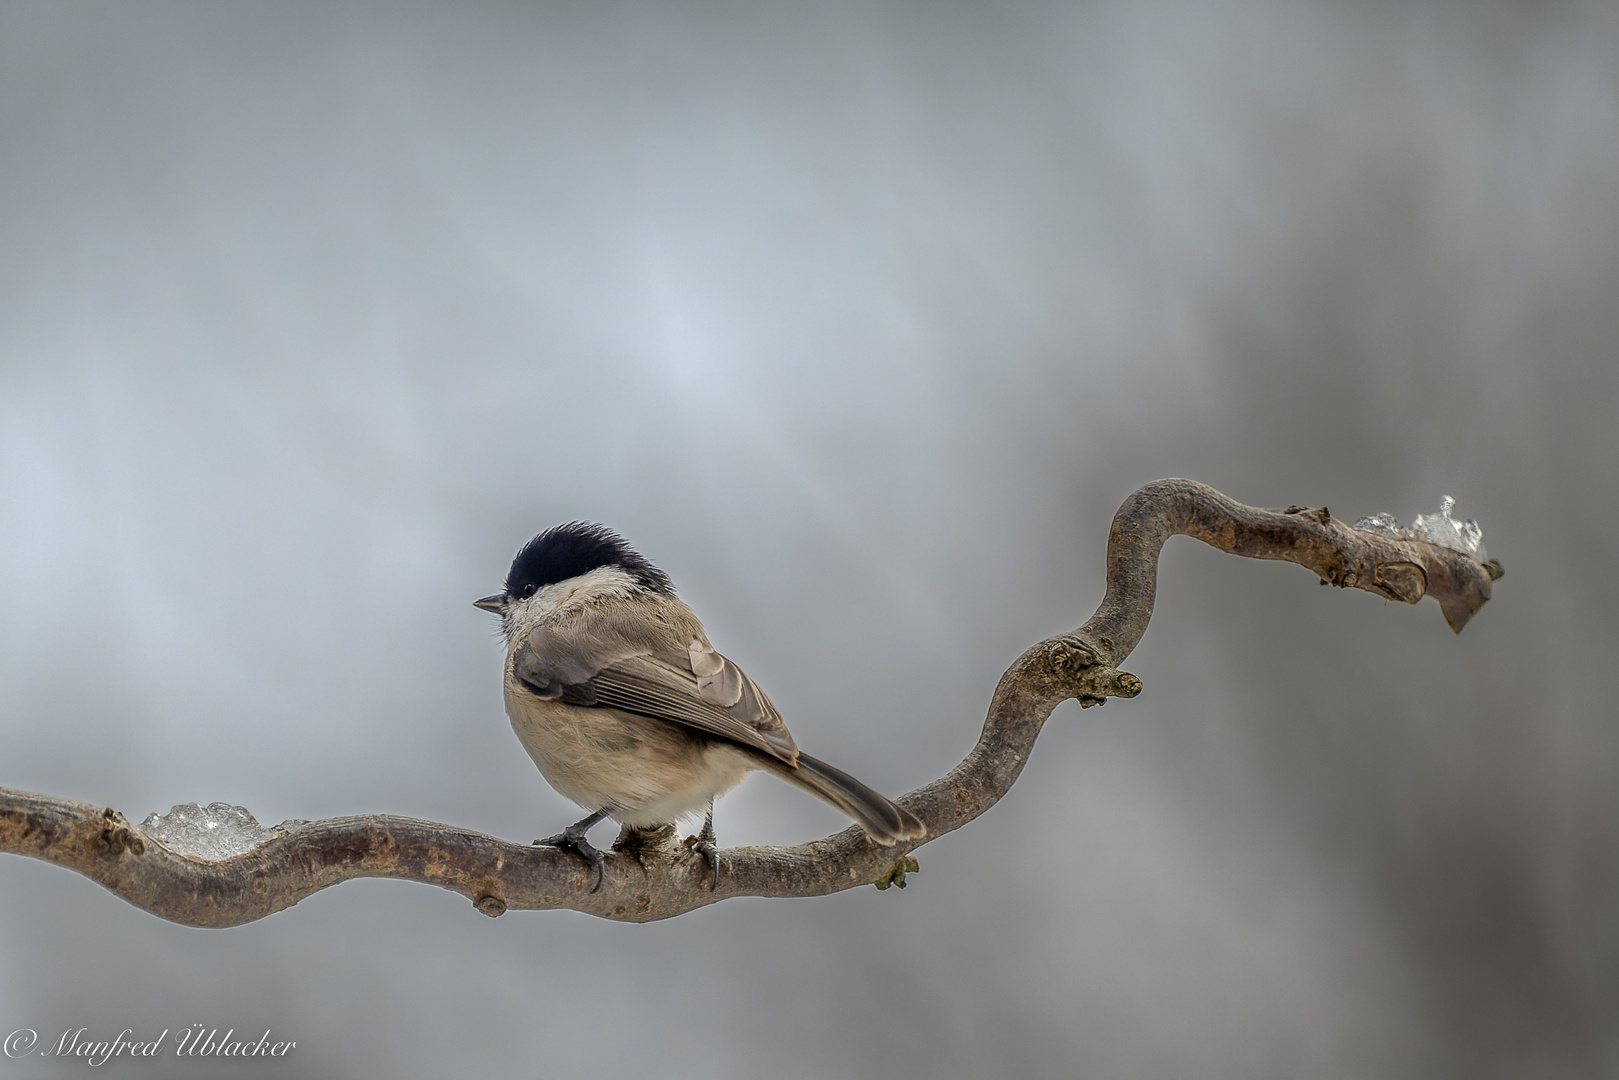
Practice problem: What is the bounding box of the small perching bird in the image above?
[476,523,925,890]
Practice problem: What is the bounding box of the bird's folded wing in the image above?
[578,653,799,765]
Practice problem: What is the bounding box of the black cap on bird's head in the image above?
[474,522,674,613]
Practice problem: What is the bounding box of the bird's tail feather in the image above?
[761,752,926,845]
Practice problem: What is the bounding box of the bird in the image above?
[475,522,925,891]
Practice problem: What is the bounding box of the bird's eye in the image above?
[517,583,538,600]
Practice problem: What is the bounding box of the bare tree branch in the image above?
[0,479,1501,926]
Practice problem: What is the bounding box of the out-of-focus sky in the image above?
[2,2,1615,1077]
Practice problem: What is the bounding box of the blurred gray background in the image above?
[2,2,1615,1077]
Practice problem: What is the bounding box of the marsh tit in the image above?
[476,522,925,890]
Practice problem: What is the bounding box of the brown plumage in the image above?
[477,524,924,885]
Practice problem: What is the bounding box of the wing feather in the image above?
[574,653,799,765]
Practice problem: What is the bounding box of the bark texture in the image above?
[0,479,1501,926]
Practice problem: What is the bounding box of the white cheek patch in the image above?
[510,564,640,635]
[526,581,570,620]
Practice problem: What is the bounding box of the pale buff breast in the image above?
[504,689,757,827]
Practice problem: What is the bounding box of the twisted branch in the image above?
[0,479,1500,926]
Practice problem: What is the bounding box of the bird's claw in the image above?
[683,834,719,890]
[684,807,720,890]
[535,816,608,893]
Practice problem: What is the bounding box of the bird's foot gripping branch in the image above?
[0,479,1500,926]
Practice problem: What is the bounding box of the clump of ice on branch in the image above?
[1352,496,1488,563]
[139,802,299,860]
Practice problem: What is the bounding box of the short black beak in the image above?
[473,594,508,615]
